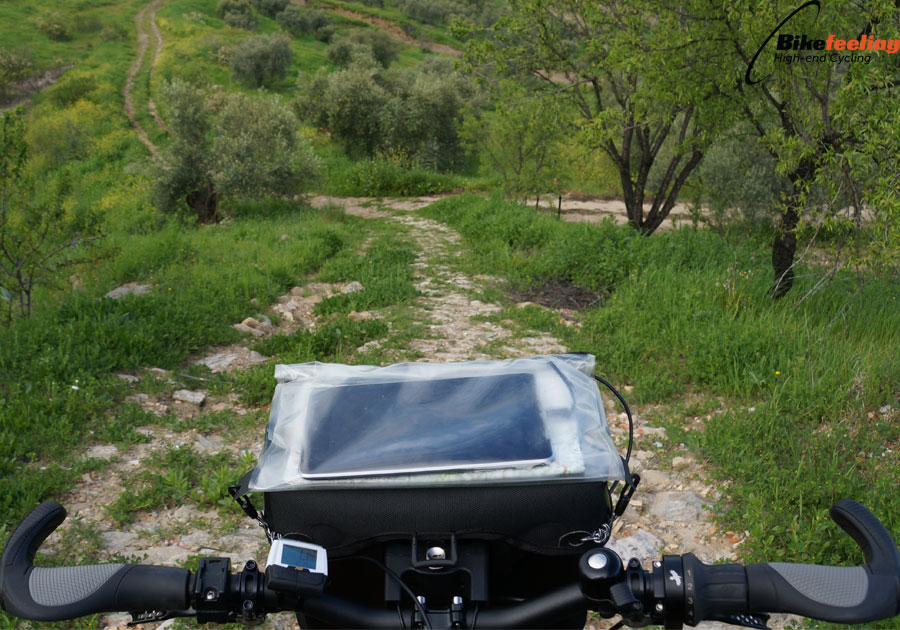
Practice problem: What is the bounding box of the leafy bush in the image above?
[25,100,105,169]
[100,21,129,41]
[276,6,332,38]
[694,132,788,231]
[299,56,479,169]
[299,62,390,157]
[71,13,102,33]
[216,0,257,30]
[347,153,457,196]
[250,0,289,18]
[154,80,319,222]
[327,28,399,69]
[326,40,379,68]
[0,51,32,102]
[315,24,336,43]
[229,33,292,87]
[47,75,98,108]
[36,12,71,41]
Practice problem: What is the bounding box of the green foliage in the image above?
[216,0,257,30]
[464,0,734,233]
[276,6,332,38]
[0,204,357,531]
[327,28,399,69]
[462,82,562,197]
[250,0,290,18]
[0,51,32,103]
[299,56,478,170]
[46,75,99,108]
[36,12,71,41]
[154,80,318,222]
[424,194,900,576]
[107,448,255,523]
[229,33,293,88]
[395,0,503,28]
[0,109,101,323]
[346,153,458,196]
[212,90,319,194]
[25,100,105,169]
[694,132,788,232]
[300,60,389,157]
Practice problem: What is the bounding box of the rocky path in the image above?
[124,0,167,160]
[47,195,781,630]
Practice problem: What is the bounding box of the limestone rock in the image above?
[606,529,665,562]
[84,445,118,461]
[104,283,152,299]
[640,469,671,491]
[342,281,364,294]
[196,347,268,373]
[648,491,707,522]
[173,390,206,406]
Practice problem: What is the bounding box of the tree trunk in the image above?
[771,203,799,299]
[187,178,219,224]
[771,161,812,299]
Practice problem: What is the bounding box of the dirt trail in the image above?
[51,194,784,630]
[320,3,462,56]
[124,0,167,160]
[537,194,707,230]
[146,0,170,134]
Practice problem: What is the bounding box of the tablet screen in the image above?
[300,373,553,478]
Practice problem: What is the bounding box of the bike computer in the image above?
[267,539,328,576]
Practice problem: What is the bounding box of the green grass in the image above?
[422,193,900,579]
[106,447,256,524]
[0,201,361,532]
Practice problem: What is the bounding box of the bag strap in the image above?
[228,470,275,541]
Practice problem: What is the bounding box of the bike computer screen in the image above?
[267,539,328,575]
[300,373,554,479]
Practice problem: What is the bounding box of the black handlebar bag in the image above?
[234,355,627,558]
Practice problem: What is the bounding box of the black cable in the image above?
[471,602,480,629]
[333,556,432,630]
[396,603,406,629]
[593,375,634,494]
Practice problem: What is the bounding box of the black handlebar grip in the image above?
[0,502,191,621]
[745,500,900,624]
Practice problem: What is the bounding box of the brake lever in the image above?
[128,609,196,625]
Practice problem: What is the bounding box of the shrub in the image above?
[276,6,331,37]
[72,13,103,33]
[250,0,289,18]
[315,25,336,43]
[154,79,319,222]
[299,56,479,169]
[0,51,32,103]
[230,33,292,87]
[37,12,71,41]
[326,41,378,68]
[299,63,390,157]
[217,0,257,30]
[328,28,399,69]
[47,76,98,108]
[25,100,105,169]
[100,21,129,41]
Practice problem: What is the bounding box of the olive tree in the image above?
[230,33,292,88]
[154,80,318,223]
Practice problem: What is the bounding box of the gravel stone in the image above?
[173,389,206,406]
[649,492,707,522]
